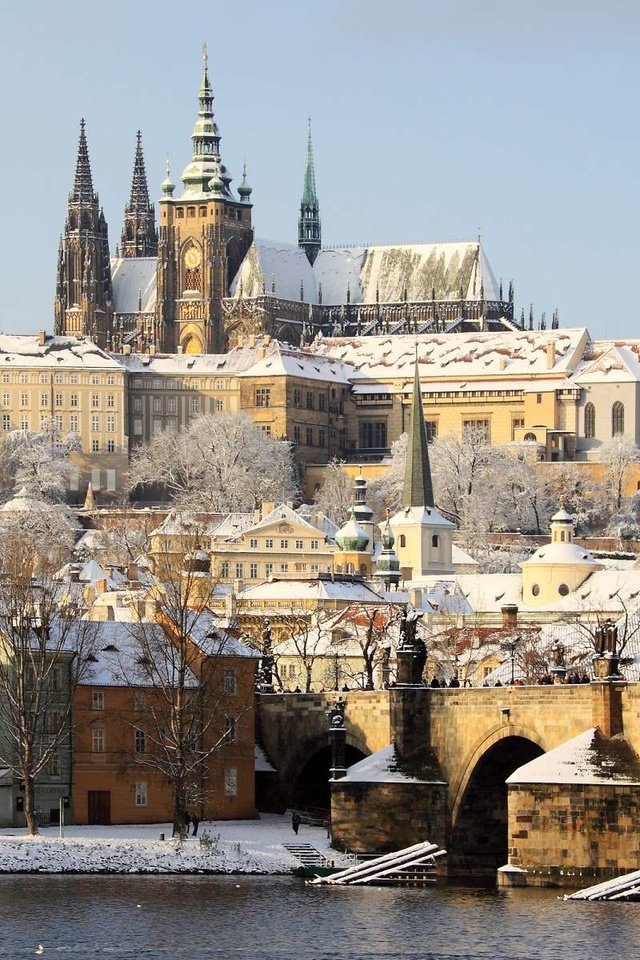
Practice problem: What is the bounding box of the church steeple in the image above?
[298,119,321,265]
[181,43,231,197]
[402,354,435,509]
[54,119,113,348]
[121,131,158,258]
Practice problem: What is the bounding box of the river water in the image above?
[0,875,636,960]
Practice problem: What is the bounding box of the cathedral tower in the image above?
[155,45,253,354]
[298,120,321,265]
[121,131,158,258]
[55,120,113,347]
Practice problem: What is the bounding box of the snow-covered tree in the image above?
[129,412,297,512]
[313,459,352,526]
[543,462,608,533]
[0,421,80,504]
[600,438,640,513]
[368,433,407,519]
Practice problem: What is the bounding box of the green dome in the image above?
[335,508,369,552]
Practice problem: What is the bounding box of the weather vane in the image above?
[202,41,208,64]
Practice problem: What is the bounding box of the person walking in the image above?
[191,812,200,837]
[291,812,301,835]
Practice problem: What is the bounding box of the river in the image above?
[0,875,636,960]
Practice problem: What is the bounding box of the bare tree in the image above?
[129,412,297,511]
[337,603,404,689]
[121,530,254,836]
[0,520,97,834]
[273,609,342,693]
[0,420,81,504]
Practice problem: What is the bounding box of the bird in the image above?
[35,947,44,956]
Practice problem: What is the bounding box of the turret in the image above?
[298,119,321,265]
[121,131,158,258]
[180,42,231,197]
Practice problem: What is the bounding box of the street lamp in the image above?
[506,636,520,686]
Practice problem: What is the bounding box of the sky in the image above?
[1,0,639,340]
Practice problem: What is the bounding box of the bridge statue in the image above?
[397,605,426,686]
[327,697,347,780]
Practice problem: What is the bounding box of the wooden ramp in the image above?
[308,840,446,887]
[565,869,640,901]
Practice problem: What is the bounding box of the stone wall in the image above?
[331,781,448,854]
[506,782,640,886]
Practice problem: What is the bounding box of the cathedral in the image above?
[54,49,532,357]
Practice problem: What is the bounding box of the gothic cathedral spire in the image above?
[55,120,113,348]
[402,354,435,508]
[298,119,321,265]
[121,131,158,258]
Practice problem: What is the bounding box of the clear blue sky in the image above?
[1,0,639,339]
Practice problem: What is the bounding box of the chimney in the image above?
[546,341,555,369]
[127,562,139,585]
[38,329,46,347]
[123,344,132,355]
[261,501,276,519]
[95,578,108,595]
[501,604,518,630]
[248,334,256,348]
[145,598,158,620]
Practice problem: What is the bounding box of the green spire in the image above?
[302,119,318,205]
[402,353,435,509]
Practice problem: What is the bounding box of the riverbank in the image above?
[0,813,344,874]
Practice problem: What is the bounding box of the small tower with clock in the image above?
[155,45,253,354]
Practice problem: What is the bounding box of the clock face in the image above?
[184,247,201,269]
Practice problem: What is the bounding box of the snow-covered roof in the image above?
[0,334,122,369]
[312,328,589,382]
[240,341,353,384]
[226,503,324,542]
[111,257,157,314]
[573,341,640,384]
[521,542,602,568]
[339,743,446,784]
[315,241,499,304]
[78,621,199,688]
[229,240,316,302]
[237,576,384,605]
[507,728,640,786]
[118,338,263,376]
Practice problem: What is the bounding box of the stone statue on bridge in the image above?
[397,605,426,686]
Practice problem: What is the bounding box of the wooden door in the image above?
[87,790,111,825]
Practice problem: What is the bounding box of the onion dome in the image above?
[238,162,252,202]
[335,508,369,552]
[374,515,401,587]
[161,159,175,197]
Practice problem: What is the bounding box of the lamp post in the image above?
[507,636,520,686]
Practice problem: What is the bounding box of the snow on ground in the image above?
[0,814,348,875]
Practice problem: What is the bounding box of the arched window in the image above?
[584,402,595,438]
[399,535,406,548]
[612,401,625,437]
[431,535,439,548]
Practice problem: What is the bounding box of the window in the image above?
[47,753,61,778]
[152,397,162,413]
[90,375,100,385]
[106,440,115,453]
[612,401,624,437]
[293,388,302,407]
[399,535,406,547]
[106,415,116,432]
[293,425,301,444]
[55,393,63,407]
[295,540,303,549]
[190,397,199,413]
[20,392,28,406]
[265,539,273,549]
[91,727,105,753]
[133,397,142,413]
[220,562,229,579]
[224,716,237,743]
[224,669,237,695]
[92,690,105,710]
[318,429,326,447]
[280,539,288,549]
[40,393,49,407]
[536,393,542,404]
[250,562,258,579]
[91,415,100,432]
[215,379,224,390]
[235,563,243,579]
[265,563,273,577]
[1,414,9,431]
[280,563,289,572]
[319,393,326,411]
[224,767,238,797]
[255,388,271,408]
[133,691,146,712]
[462,419,490,443]
[20,415,29,431]
[584,402,595,438]
[69,373,78,384]
[91,439,100,453]
[261,424,272,437]
[215,399,224,412]
[511,418,524,440]
[70,393,79,408]
[306,428,313,446]
[431,535,439,548]
[39,373,48,384]
[425,421,438,443]
[135,729,146,754]
[249,538,258,549]
[53,374,63,384]
[106,374,116,385]
[91,394,99,408]
[306,391,314,410]
[310,539,319,550]
[1,373,9,383]
[359,421,387,449]
[167,397,177,414]
[135,782,148,806]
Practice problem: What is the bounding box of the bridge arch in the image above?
[450,727,545,875]
[283,732,368,810]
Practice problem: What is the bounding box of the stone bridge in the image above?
[257,683,640,875]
